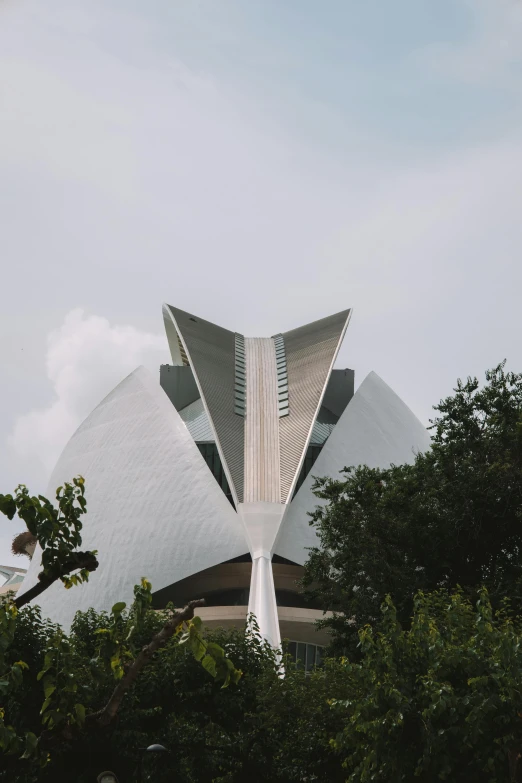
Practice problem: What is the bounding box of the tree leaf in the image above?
[201,654,217,678]
[74,703,86,725]
[20,732,38,760]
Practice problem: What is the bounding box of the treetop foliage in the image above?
[303,362,522,652]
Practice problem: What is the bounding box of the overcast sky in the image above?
[1,0,522,566]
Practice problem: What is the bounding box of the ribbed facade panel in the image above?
[166,306,245,503]
[244,338,281,503]
[278,309,351,502]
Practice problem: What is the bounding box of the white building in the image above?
[19,305,430,662]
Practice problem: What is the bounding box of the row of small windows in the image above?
[234,333,246,417]
[234,334,290,419]
[273,333,289,418]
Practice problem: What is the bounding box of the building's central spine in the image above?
[243,337,281,503]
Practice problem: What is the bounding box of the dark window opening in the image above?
[272,554,300,566]
[203,588,250,607]
[294,444,323,496]
[275,589,322,610]
[224,553,252,564]
[196,443,235,507]
[175,587,317,610]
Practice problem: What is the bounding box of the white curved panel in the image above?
[275,372,431,564]
[18,366,247,628]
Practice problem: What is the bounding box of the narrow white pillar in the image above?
[247,552,281,649]
[238,502,285,648]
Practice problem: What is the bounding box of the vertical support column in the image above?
[238,502,286,649]
[247,552,281,650]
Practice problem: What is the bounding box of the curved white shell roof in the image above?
[18,360,431,635]
[18,366,247,628]
[274,372,431,565]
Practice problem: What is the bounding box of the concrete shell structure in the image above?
[19,306,431,655]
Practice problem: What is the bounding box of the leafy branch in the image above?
[0,478,241,766]
[0,477,99,610]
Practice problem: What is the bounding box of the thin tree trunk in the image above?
[89,598,206,727]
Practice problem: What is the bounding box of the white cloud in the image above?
[8,309,168,475]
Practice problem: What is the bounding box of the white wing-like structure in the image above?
[275,372,431,565]
[164,305,352,649]
[17,304,431,653]
[18,366,247,629]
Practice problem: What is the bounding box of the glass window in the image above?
[293,444,324,494]
[196,443,234,507]
[286,641,325,673]
[306,643,316,671]
[296,643,306,669]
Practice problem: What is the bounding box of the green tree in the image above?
[303,362,522,652]
[329,589,522,782]
[0,478,241,778]
[7,589,522,782]
[2,605,347,783]
[1,478,342,782]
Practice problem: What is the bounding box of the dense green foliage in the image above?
[1,603,346,782]
[0,606,275,782]
[303,362,522,652]
[5,590,522,782]
[331,589,522,782]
